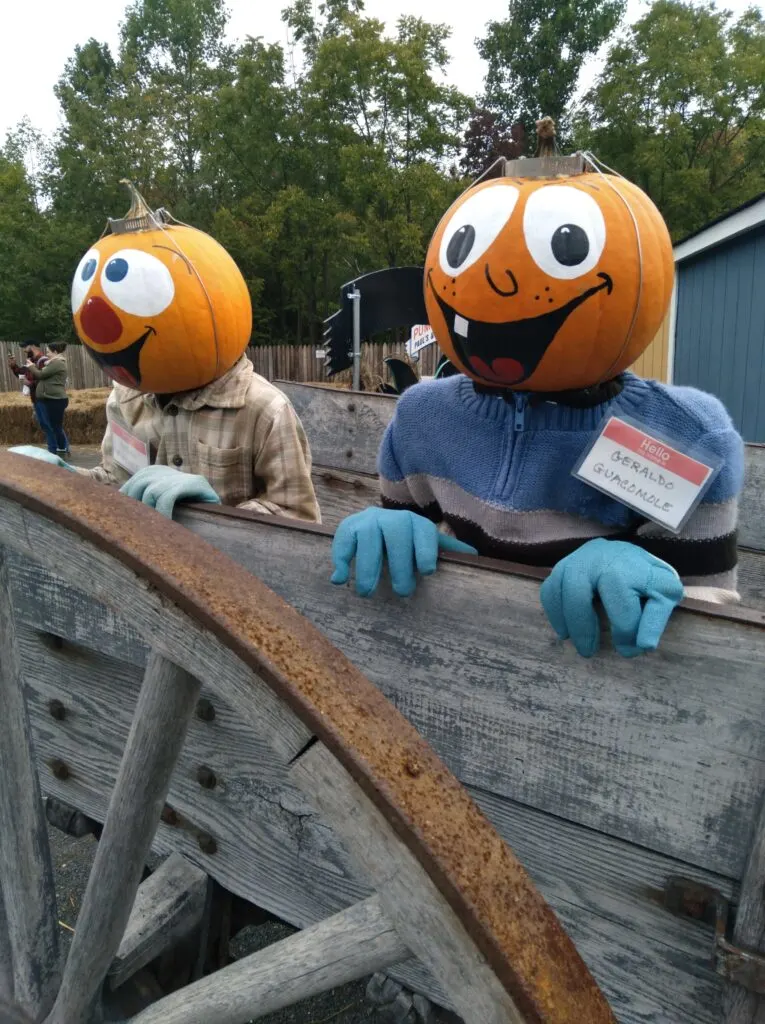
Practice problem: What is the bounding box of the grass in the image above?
[0,388,110,446]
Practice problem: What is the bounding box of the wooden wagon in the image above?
[2,380,765,1024]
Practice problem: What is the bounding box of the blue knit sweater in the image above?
[378,372,744,588]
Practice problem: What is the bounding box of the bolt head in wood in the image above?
[195,698,216,722]
[345,449,353,459]
[197,766,217,790]
[49,759,70,781]
[161,804,179,826]
[198,832,217,855]
[347,402,356,412]
[49,699,67,721]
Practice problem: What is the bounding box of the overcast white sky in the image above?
[1,0,761,141]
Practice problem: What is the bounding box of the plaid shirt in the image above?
[74,355,320,522]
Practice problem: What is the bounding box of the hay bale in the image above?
[0,388,110,446]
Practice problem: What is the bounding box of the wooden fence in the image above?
[0,342,441,394]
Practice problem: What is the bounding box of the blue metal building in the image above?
[670,194,765,442]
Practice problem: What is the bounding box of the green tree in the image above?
[478,0,625,141]
[579,0,765,238]
[0,146,76,343]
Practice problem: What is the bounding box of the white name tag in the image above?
[112,421,150,476]
[573,415,719,533]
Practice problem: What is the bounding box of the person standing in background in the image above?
[27,343,70,457]
[7,343,48,425]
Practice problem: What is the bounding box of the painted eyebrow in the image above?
[152,244,193,273]
[579,182,601,191]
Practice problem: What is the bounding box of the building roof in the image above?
[674,191,765,264]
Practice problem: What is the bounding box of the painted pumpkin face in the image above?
[424,174,673,392]
[72,224,252,394]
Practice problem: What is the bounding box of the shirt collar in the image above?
[141,355,254,412]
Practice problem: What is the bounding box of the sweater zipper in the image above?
[513,394,527,431]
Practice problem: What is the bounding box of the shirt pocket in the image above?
[194,440,250,506]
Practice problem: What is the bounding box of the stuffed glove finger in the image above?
[411,517,478,578]
[558,558,603,658]
[350,516,385,597]
[636,565,684,652]
[153,476,220,519]
[598,572,645,658]
[119,466,159,502]
[330,515,360,586]
[540,555,602,657]
[381,513,417,596]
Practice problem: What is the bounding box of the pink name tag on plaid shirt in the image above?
[112,421,150,476]
[573,415,720,533]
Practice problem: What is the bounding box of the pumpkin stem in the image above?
[108,180,163,234]
[119,179,155,221]
[535,117,557,158]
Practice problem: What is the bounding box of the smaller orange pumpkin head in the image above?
[72,183,252,394]
[424,157,674,392]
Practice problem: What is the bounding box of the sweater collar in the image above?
[472,375,625,409]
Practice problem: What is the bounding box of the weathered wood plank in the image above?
[129,894,408,1024]
[109,853,208,991]
[291,744,539,1024]
[176,508,765,881]
[311,467,380,528]
[740,446,765,553]
[18,620,732,1021]
[737,550,765,610]
[277,381,395,474]
[722,793,765,1022]
[47,653,201,1024]
[0,548,60,1020]
[0,496,313,766]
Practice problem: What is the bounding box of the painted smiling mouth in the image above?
[87,326,156,389]
[429,272,613,386]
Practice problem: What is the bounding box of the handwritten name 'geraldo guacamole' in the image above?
[574,416,716,532]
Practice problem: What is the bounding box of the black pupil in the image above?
[446,225,476,268]
[551,224,589,266]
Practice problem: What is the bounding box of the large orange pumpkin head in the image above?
[425,155,673,393]
[72,183,252,394]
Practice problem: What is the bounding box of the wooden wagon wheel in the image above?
[0,452,617,1024]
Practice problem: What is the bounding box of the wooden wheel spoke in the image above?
[45,652,201,1024]
[128,894,407,1024]
[0,550,60,1019]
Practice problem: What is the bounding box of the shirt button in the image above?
[168,406,178,416]
[172,455,183,467]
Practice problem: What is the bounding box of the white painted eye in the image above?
[71,249,101,313]
[100,249,175,316]
[439,184,520,277]
[523,186,606,280]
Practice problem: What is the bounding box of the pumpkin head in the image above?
[71,183,252,394]
[424,160,673,393]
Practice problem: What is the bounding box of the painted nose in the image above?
[80,296,123,346]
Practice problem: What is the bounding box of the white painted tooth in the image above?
[454,314,469,338]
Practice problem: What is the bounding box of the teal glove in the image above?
[331,507,477,597]
[540,538,684,659]
[120,465,220,519]
[8,446,75,472]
